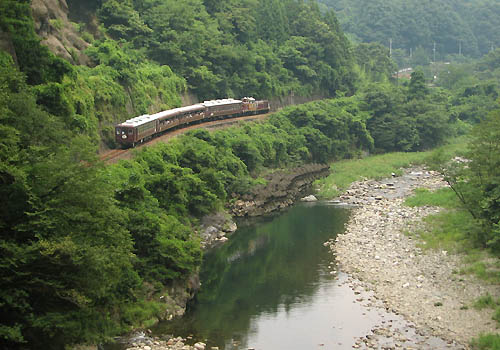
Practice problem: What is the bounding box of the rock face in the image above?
[230,163,330,216]
[198,212,238,249]
[30,0,91,64]
[328,167,500,347]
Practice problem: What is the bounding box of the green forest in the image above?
[0,0,499,349]
[318,0,500,60]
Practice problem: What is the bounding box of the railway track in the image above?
[99,148,129,163]
[99,112,270,164]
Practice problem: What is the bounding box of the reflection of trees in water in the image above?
[155,205,349,348]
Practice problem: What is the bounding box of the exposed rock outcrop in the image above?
[31,0,91,64]
[230,163,330,216]
[198,212,238,249]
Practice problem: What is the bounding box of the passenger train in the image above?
[115,97,270,147]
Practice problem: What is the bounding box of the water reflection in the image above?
[153,203,350,349]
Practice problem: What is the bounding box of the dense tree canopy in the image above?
[319,0,500,59]
[95,0,356,98]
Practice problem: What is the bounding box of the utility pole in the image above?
[389,38,392,57]
[433,42,436,62]
[459,40,462,56]
[410,47,412,58]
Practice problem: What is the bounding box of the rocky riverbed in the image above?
[326,167,499,349]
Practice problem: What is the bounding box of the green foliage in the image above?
[437,108,500,253]
[404,188,459,209]
[0,57,147,349]
[1,0,499,348]
[319,0,500,58]
[436,64,476,90]
[94,0,356,99]
[354,43,397,82]
[449,82,499,124]
[0,48,196,350]
[466,110,500,251]
[471,334,500,350]
[361,80,453,152]
[408,71,429,100]
[0,0,73,85]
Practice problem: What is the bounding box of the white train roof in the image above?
[117,99,242,128]
[118,114,156,128]
[203,98,241,107]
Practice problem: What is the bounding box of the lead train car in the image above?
[115,97,269,147]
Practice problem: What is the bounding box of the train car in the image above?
[256,99,270,113]
[204,98,242,118]
[241,97,270,115]
[115,114,157,147]
[155,104,205,133]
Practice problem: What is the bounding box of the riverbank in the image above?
[328,167,499,349]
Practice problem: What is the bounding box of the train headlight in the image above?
[122,134,127,139]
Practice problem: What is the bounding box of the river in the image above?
[147,202,392,349]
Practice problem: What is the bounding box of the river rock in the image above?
[301,194,318,202]
[224,222,237,233]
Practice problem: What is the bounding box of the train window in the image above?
[128,129,133,134]
[116,129,120,135]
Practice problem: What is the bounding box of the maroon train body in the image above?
[115,97,270,147]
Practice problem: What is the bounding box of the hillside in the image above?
[319,0,500,59]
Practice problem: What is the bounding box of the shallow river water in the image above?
[146,202,417,350]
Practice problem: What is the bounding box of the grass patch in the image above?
[461,252,500,284]
[471,334,500,350]
[316,151,428,198]
[404,187,458,208]
[416,209,474,252]
[474,294,499,310]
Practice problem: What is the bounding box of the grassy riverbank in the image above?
[404,179,500,349]
[315,136,468,199]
